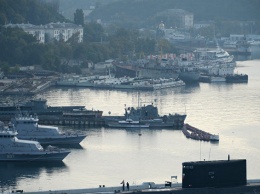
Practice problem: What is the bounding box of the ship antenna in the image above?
[200,141,201,161]
[208,147,211,160]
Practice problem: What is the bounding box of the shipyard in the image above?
[0,60,260,193]
[0,37,259,194]
[1,0,260,193]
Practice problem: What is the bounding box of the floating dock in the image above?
[182,123,219,142]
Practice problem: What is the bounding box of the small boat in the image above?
[11,114,86,145]
[0,122,70,162]
[108,119,150,128]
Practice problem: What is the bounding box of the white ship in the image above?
[194,47,234,63]
[11,114,86,145]
[132,78,185,90]
[108,119,150,128]
[0,122,70,161]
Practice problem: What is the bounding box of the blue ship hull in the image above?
[18,135,86,145]
[0,151,70,162]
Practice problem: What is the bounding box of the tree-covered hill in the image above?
[89,0,260,28]
[0,0,67,25]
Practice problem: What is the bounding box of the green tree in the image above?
[0,62,10,73]
[74,9,84,26]
[157,39,175,54]
[84,22,105,43]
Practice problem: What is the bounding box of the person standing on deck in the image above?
[126,182,129,190]
[121,180,125,191]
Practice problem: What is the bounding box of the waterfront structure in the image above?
[0,122,70,161]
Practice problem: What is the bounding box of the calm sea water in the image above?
[1,56,260,192]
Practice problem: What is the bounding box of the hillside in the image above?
[89,0,260,28]
[0,0,67,25]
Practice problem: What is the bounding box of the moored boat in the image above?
[11,114,86,145]
[193,47,234,63]
[108,119,150,128]
[0,98,102,121]
[0,122,70,162]
[124,103,186,128]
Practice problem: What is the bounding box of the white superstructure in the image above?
[12,114,86,145]
[0,122,70,161]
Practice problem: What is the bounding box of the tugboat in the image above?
[0,122,70,161]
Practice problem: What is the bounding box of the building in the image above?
[156,9,194,29]
[44,22,83,43]
[193,22,212,30]
[4,22,83,43]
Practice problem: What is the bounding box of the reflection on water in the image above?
[53,143,84,150]
[235,45,260,61]
[0,162,67,192]
[0,60,260,192]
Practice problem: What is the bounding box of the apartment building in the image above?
[4,22,83,43]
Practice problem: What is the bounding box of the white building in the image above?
[157,9,194,29]
[44,22,83,43]
[193,22,212,30]
[230,34,246,41]
[4,22,83,43]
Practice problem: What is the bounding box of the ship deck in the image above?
[18,179,260,194]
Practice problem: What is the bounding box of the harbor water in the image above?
[1,59,260,192]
